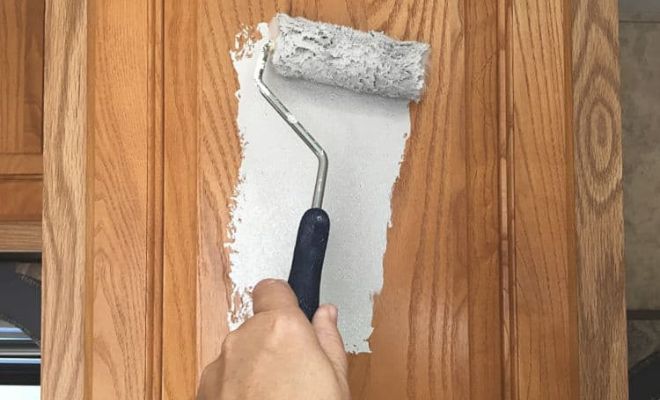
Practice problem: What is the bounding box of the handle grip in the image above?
[288,208,330,320]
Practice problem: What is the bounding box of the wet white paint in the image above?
[228,23,412,353]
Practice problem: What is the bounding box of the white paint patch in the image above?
[228,23,411,353]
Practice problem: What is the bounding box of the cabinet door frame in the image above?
[42,0,162,398]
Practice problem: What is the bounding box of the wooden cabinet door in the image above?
[0,0,44,250]
[42,0,626,399]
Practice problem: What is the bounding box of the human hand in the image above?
[197,279,350,400]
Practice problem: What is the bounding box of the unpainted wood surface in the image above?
[0,179,41,221]
[162,1,199,399]
[0,0,44,225]
[572,0,627,398]
[466,1,503,398]
[196,0,239,379]
[146,0,164,399]
[89,1,151,398]
[0,0,44,154]
[0,221,41,251]
[0,154,42,175]
[42,0,88,398]
[43,0,161,399]
[499,0,515,398]
[512,0,579,398]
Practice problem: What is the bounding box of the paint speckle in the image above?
[233,24,263,60]
[228,23,412,353]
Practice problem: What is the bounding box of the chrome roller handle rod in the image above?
[254,42,329,209]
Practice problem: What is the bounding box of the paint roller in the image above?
[255,13,430,320]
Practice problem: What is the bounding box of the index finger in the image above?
[252,279,299,314]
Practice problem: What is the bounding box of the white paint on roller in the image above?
[228,23,412,353]
[270,14,430,101]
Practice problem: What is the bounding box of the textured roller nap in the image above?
[269,14,430,101]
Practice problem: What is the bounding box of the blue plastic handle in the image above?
[288,208,330,320]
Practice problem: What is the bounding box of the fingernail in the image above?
[254,278,284,290]
[262,278,279,284]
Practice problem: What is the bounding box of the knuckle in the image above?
[253,279,288,296]
[269,310,308,339]
[220,331,238,354]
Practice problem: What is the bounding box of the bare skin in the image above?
[197,279,350,400]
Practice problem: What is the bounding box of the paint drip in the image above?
[228,23,412,353]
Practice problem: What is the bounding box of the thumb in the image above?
[312,304,348,378]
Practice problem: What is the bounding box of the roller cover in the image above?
[269,13,430,101]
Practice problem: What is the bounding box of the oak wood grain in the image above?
[42,0,88,398]
[0,178,42,221]
[0,221,41,251]
[146,0,164,399]
[512,0,579,398]
[89,1,151,398]
[499,0,515,398]
[466,1,503,398]
[368,0,471,397]
[196,0,242,377]
[572,0,627,398]
[0,0,44,154]
[162,1,199,399]
[0,154,42,175]
[43,1,161,399]
[0,0,44,228]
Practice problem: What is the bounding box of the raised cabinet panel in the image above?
[161,2,502,399]
[0,0,44,154]
[0,0,44,225]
